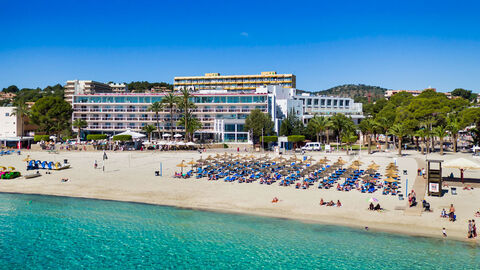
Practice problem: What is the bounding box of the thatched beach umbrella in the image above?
[176,161,188,173]
[384,177,398,183]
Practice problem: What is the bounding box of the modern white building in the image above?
[109,83,128,93]
[64,80,112,104]
[71,85,363,142]
[0,107,20,138]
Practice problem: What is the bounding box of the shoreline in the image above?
[1,150,479,245]
[2,189,477,244]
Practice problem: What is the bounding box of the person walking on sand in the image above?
[94,160,98,169]
[442,228,447,238]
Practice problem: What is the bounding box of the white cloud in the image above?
[240,32,249,37]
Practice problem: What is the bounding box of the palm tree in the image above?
[72,119,87,142]
[414,128,428,155]
[359,118,376,154]
[433,125,448,155]
[421,118,435,154]
[388,123,409,156]
[446,116,462,153]
[142,124,156,142]
[309,115,328,143]
[341,130,358,155]
[178,88,196,141]
[148,102,163,139]
[160,93,180,138]
[375,117,390,150]
[177,114,202,140]
[11,102,30,143]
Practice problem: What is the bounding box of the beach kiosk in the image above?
[427,159,443,196]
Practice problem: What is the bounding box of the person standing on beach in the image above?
[468,220,473,238]
[442,228,447,238]
[473,219,477,238]
[449,204,455,221]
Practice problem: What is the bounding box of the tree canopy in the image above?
[30,96,73,135]
[244,109,274,144]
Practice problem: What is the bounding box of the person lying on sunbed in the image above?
[320,198,325,205]
[272,197,279,203]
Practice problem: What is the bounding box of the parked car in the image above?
[302,142,321,151]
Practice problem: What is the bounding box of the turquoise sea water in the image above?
[0,193,478,269]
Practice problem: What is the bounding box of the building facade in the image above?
[72,85,363,143]
[174,71,296,92]
[109,83,128,93]
[64,80,114,104]
[0,107,20,138]
[72,91,269,142]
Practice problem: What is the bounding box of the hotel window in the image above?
[240,96,252,103]
[225,124,236,132]
[227,96,239,103]
[345,100,350,107]
[327,100,331,106]
[339,100,344,106]
[307,99,312,105]
[314,99,319,105]
[333,100,337,107]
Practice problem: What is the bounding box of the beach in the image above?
[1,149,479,242]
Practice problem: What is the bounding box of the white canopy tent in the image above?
[443,158,480,183]
[162,134,171,137]
[114,129,146,139]
[174,134,183,138]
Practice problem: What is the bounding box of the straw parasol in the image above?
[384,177,398,183]
[352,160,363,166]
[176,160,188,173]
[443,158,480,184]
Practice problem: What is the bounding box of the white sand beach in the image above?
[1,149,479,243]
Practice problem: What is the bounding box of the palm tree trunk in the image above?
[316,133,319,143]
[368,134,372,154]
[398,138,402,155]
[453,134,458,152]
[326,129,330,144]
[170,107,174,137]
[415,137,419,151]
[77,127,81,142]
[184,110,189,142]
[440,137,444,155]
[156,112,160,140]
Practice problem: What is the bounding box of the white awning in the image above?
[115,129,146,139]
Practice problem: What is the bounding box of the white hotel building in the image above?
[72,85,363,142]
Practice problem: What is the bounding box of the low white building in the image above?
[0,107,20,137]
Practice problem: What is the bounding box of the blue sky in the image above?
[1,0,479,92]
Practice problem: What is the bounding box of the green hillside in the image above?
[309,84,389,102]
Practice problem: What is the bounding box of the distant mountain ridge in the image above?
[301,84,389,102]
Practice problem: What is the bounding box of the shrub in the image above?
[34,135,50,142]
[86,134,108,141]
[261,136,278,143]
[62,136,73,141]
[223,143,229,148]
[112,135,132,141]
[287,135,305,143]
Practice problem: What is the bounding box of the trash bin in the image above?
[451,187,457,195]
